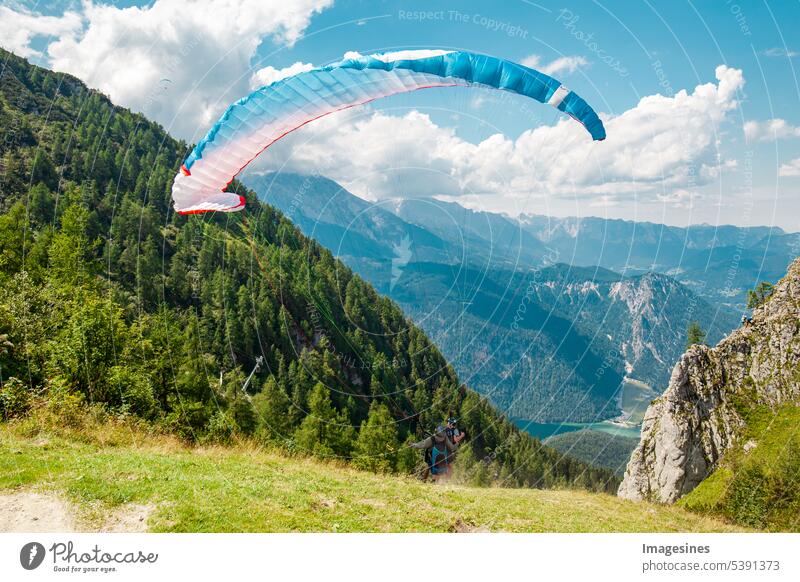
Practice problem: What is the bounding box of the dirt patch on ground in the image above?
[310,496,336,511]
[0,490,154,532]
[99,503,154,532]
[358,498,387,508]
[0,491,76,532]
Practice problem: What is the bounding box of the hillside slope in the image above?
[0,49,618,491]
[679,404,800,530]
[619,257,800,529]
[0,415,743,533]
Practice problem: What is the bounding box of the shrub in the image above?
[203,410,236,444]
[45,377,85,428]
[108,366,157,418]
[0,376,31,420]
[395,435,419,474]
[725,463,770,528]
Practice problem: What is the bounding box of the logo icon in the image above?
[20,542,46,570]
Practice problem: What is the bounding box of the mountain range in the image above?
[390,197,800,310]
[247,172,769,423]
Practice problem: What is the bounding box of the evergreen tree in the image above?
[294,382,355,458]
[252,375,292,439]
[353,401,398,473]
[48,199,93,287]
[746,281,775,309]
[686,321,707,348]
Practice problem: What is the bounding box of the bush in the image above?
[108,366,157,418]
[395,435,420,474]
[0,377,31,420]
[722,438,800,530]
[450,443,493,487]
[45,377,85,428]
[765,440,800,528]
[203,410,236,444]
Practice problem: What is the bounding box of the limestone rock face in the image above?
[618,257,800,502]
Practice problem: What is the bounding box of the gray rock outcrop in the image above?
[618,257,800,502]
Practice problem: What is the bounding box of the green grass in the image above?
[680,404,800,531]
[0,413,745,533]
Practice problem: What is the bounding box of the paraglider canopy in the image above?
[171,49,605,214]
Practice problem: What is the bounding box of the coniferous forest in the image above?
[0,48,617,492]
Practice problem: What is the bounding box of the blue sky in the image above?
[2,0,799,229]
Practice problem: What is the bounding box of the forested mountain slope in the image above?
[0,47,615,492]
[545,430,638,477]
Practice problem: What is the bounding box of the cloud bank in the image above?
[1,0,333,138]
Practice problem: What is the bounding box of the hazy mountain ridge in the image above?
[254,172,739,422]
[519,213,798,308]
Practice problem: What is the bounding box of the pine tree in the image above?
[353,401,398,473]
[294,382,354,458]
[48,198,92,287]
[746,281,775,309]
[252,376,292,439]
[686,321,707,348]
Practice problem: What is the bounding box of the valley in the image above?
[253,172,760,426]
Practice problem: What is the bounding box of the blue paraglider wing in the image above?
[172,50,605,214]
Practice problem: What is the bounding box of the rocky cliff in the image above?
[618,257,800,503]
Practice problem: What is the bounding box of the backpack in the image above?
[430,443,449,475]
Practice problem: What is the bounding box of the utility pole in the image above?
[240,356,264,398]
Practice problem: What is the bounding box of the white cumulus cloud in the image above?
[521,54,588,76]
[744,118,800,142]
[779,158,800,177]
[0,0,333,139]
[251,61,315,89]
[0,5,82,58]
